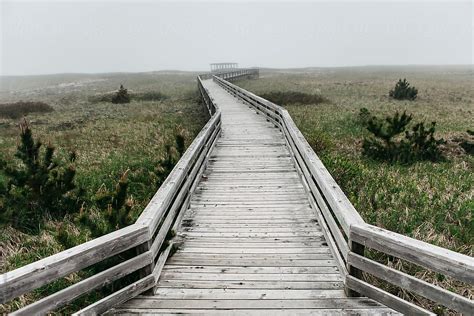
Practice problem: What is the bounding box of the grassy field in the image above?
[0,71,207,312]
[236,66,473,313]
[0,66,472,313]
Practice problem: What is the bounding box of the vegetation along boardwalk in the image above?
[0,68,472,315]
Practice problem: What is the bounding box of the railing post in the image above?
[136,239,155,295]
[346,229,365,297]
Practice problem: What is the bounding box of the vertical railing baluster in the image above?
[136,239,155,294]
[346,235,365,297]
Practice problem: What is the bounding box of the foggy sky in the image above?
[1,1,472,76]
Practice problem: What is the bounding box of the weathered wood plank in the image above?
[180,236,326,243]
[162,265,340,274]
[156,279,343,290]
[176,247,330,254]
[166,259,338,267]
[179,232,324,238]
[185,222,319,227]
[119,298,386,309]
[110,308,399,315]
[159,272,342,282]
[181,242,327,248]
[11,252,151,316]
[171,254,334,261]
[181,228,321,234]
[73,275,155,316]
[348,252,474,314]
[0,224,148,304]
[345,276,434,315]
[152,288,346,300]
[350,224,474,285]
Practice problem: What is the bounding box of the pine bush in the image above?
[358,107,371,125]
[0,120,80,232]
[111,85,131,104]
[362,111,444,163]
[389,79,418,100]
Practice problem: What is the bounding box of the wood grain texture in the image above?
[346,276,434,315]
[350,223,474,285]
[11,252,152,316]
[0,223,148,304]
[348,252,474,314]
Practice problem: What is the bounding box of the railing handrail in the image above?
[349,223,474,315]
[212,74,474,315]
[350,223,474,284]
[0,224,148,304]
[0,73,226,315]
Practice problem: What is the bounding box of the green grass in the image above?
[0,71,207,313]
[260,90,329,106]
[236,66,473,312]
[0,101,54,119]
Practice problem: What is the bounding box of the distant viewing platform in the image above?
[210,62,238,72]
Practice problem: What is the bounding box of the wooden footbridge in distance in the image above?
[1,66,473,315]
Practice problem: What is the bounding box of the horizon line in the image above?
[1,64,473,78]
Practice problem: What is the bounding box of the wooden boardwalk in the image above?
[111,79,397,315]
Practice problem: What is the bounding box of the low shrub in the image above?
[132,91,168,102]
[90,90,167,103]
[0,101,54,119]
[111,85,130,104]
[88,93,114,103]
[260,91,329,106]
[389,78,418,100]
[0,120,81,233]
[305,130,333,153]
[459,130,474,155]
[358,107,371,125]
[362,111,445,163]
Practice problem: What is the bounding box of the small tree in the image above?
[405,122,445,161]
[0,120,80,232]
[389,79,418,100]
[362,111,444,163]
[363,111,412,162]
[112,85,131,104]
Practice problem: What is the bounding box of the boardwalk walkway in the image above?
[111,79,397,314]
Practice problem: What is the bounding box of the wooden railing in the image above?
[0,75,222,315]
[213,75,474,315]
[214,68,259,81]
